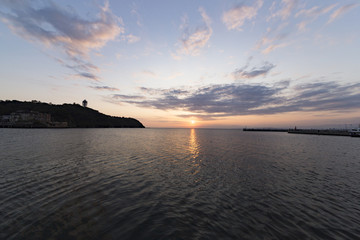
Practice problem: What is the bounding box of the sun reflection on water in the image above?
[188,129,202,176]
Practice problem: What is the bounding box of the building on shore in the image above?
[0,110,67,128]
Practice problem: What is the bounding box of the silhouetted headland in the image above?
[0,100,145,128]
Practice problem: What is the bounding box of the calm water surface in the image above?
[1,128,360,239]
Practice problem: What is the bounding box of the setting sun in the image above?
[191,120,196,125]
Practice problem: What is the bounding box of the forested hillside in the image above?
[0,100,145,128]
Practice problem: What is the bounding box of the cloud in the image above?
[108,81,360,119]
[0,0,123,56]
[167,72,184,80]
[140,87,189,96]
[256,23,290,54]
[62,56,101,80]
[261,42,289,54]
[295,4,337,31]
[328,4,359,24]
[76,72,100,81]
[268,0,298,20]
[112,94,145,100]
[132,70,157,80]
[222,0,263,31]
[259,2,348,53]
[130,2,143,27]
[175,7,212,57]
[89,85,119,91]
[64,56,100,72]
[296,4,337,19]
[122,34,140,43]
[0,0,123,81]
[233,61,276,79]
[141,70,156,77]
[289,82,360,112]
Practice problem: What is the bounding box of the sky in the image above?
[0,0,359,128]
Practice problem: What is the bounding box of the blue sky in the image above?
[0,0,359,128]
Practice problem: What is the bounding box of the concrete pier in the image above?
[288,129,351,137]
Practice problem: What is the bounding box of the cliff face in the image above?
[0,100,145,128]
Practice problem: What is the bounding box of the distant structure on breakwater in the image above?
[243,127,360,137]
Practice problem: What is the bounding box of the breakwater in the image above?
[243,128,288,132]
[243,128,359,137]
[288,129,355,137]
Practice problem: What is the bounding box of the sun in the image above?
[191,120,196,125]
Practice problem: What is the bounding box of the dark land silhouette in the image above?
[0,100,144,128]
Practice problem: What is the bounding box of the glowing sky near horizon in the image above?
[0,0,359,128]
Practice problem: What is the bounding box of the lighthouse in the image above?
[82,99,88,108]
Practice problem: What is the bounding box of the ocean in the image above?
[1,128,359,239]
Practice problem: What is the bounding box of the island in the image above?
[0,100,145,128]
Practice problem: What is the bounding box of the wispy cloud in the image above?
[261,42,289,54]
[268,0,298,20]
[132,70,157,80]
[255,22,290,54]
[295,4,337,31]
[328,3,359,24]
[76,72,100,81]
[108,81,360,119]
[0,0,123,81]
[259,2,353,54]
[122,34,140,43]
[62,56,101,81]
[140,87,189,96]
[112,94,145,100]
[175,7,212,57]
[130,2,143,27]
[90,85,119,91]
[167,72,184,80]
[222,0,263,31]
[232,61,276,79]
[141,70,156,77]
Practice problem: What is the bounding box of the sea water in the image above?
[1,128,360,239]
